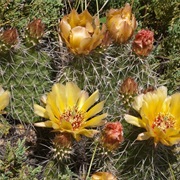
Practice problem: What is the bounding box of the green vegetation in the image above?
[0,0,179,179]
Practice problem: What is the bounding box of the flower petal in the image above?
[124,114,145,127]
[66,82,81,108]
[169,93,180,125]
[77,90,89,110]
[34,104,48,118]
[81,90,99,112]
[75,128,99,139]
[85,101,105,120]
[136,132,151,141]
[52,83,66,113]
[60,17,71,40]
[0,90,10,111]
[34,120,52,128]
[82,113,107,127]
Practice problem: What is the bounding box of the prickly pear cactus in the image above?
[57,44,158,120]
[0,48,54,122]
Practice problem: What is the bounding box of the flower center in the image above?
[59,108,84,130]
[152,113,175,131]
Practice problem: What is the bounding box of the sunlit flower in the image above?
[106,3,137,43]
[132,29,154,56]
[0,86,10,114]
[91,172,117,180]
[101,121,124,151]
[59,9,105,55]
[125,86,180,146]
[34,82,107,141]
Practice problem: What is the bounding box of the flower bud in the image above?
[101,122,124,151]
[106,3,137,43]
[0,28,19,48]
[52,133,73,160]
[27,19,45,39]
[59,9,105,55]
[120,77,138,95]
[132,29,154,56]
[91,172,117,180]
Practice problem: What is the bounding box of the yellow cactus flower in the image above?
[106,3,137,43]
[59,9,105,55]
[91,172,117,180]
[125,86,180,146]
[0,86,10,114]
[34,82,107,141]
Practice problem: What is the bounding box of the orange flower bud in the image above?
[59,9,105,55]
[106,3,137,43]
[101,122,124,151]
[120,77,138,95]
[27,19,45,39]
[0,28,19,47]
[91,172,117,180]
[132,29,154,56]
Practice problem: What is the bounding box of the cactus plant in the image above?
[0,47,54,123]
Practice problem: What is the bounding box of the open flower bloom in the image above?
[106,3,137,43]
[132,29,154,56]
[34,82,107,141]
[124,86,180,146]
[91,172,117,180]
[0,86,10,114]
[59,9,105,55]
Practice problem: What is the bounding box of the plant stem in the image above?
[86,142,98,179]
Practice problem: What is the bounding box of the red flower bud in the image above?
[0,28,19,47]
[132,29,154,56]
[101,122,124,151]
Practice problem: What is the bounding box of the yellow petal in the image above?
[124,114,146,128]
[132,94,144,112]
[52,83,66,113]
[34,120,52,128]
[136,132,151,141]
[82,113,107,127]
[46,104,59,124]
[34,104,48,118]
[47,92,60,119]
[69,26,91,48]
[68,9,80,28]
[77,90,89,110]
[60,17,71,40]
[169,93,180,125]
[85,100,105,120]
[81,90,99,112]
[60,120,73,130]
[79,9,93,26]
[167,136,180,146]
[140,86,167,124]
[66,82,81,108]
[75,128,99,138]
[0,90,10,111]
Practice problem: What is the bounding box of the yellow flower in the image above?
[34,82,107,141]
[91,172,117,180]
[106,3,137,43]
[125,86,180,146]
[0,86,10,114]
[59,9,105,55]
